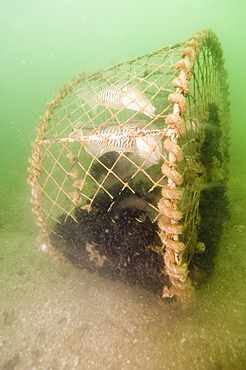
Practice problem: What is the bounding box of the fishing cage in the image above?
[28,29,230,303]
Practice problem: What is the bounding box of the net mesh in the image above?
[28,29,230,303]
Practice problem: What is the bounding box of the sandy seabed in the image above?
[0,162,245,370]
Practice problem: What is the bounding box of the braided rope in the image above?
[158,29,229,302]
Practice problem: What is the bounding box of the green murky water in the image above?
[0,1,245,369]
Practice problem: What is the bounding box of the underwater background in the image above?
[0,1,245,369]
